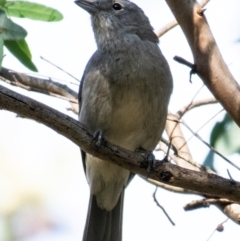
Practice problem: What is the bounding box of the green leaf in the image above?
[4,1,63,21]
[5,39,38,71]
[210,113,240,155]
[0,0,6,7]
[210,114,231,147]
[15,37,31,58]
[0,9,27,40]
[202,151,216,172]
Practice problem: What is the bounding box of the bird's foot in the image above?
[93,130,105,147]
[145,151,156,174]
[136,147,156,176]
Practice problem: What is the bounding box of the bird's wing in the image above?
[78,70,87,173]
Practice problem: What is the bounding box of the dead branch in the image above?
[185,199,240,224]
[177,98,218,117]
[184,198,233,211]
[0,67,79,113]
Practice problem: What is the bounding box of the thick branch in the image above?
[156,0,210,37]
[1,84,240,203]
[165,0,240,126]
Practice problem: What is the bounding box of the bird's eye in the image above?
[112,3,122,10]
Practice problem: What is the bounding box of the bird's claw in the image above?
[93,130,105,147]
[145,151,156,174]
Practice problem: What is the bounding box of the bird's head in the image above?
[75,0,159,50]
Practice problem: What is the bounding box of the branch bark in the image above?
[156,0,211,37]
[0,67,79,113]
[165,0,240,126]
[1,84,240,203]
[0,0,239,226]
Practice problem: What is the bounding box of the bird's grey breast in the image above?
[79,39,172,150]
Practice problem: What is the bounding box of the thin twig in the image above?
[181,120,240,171]
[16,72,79,86]
[227,169,236,184]
[176,85,205,118]
[40,56,80,82]
[206,219,228,241]
[177,97,218,117]
[167,85,206,151]
[184,198,233,211]
[156,19,178,38]
[153,187,175,226]
[158,137,178,155]
[178,109,224,151]
[158,141,214,173]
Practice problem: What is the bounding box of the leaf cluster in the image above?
[0,0,63,71]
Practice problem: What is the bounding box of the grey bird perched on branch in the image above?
[75,0,173,240]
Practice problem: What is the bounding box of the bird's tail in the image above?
[83,191,124,241]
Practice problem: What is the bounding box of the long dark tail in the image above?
[83,192,124,241]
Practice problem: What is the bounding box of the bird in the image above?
[75,0,173,240]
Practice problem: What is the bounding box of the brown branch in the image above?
[142,176,203,195]
[217,203,240,224]
[162,98,219,170]
[163,111,240,224]
[1,84,240,203]
[184,198,233,211]
[165,0,240,126]
[177,97,218,117]
[165,113,201,170]
[156,0,211,37]
[156,19,178,38]
[0,67,79,113]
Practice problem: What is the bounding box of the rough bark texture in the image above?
[1,85,240,204]
[165,0,240,126]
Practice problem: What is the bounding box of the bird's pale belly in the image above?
[98,92,163,152]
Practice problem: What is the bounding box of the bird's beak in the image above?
[75,0,98,14]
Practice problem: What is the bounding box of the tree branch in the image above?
[1,84,240,203]
[177,97,218,117]
[184,198,233,211]
[156,0,211,37]
[0,67,79,113]
[165,0,240,126]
